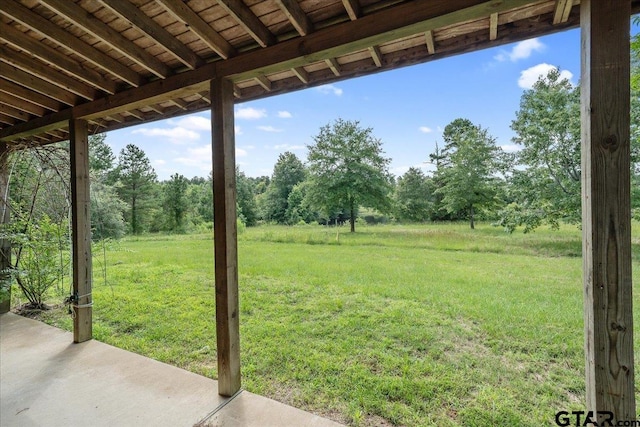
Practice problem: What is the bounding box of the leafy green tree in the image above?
[394,167,433,222]
[306,119,393,232]
[114,144,158,234]
[163,173,189,232]
[435,118,502,229]
[285,181,317,224]
[499,69,581,232]
[236,168,258,226]
[261,152,306,223]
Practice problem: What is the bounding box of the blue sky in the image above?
[103,25,622,181]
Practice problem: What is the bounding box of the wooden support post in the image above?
[211,77,241,396]
[70,119,92,343]
[581,0,634,420]
[0,142,11,314]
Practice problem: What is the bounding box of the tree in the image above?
[163,173,189,232]
[236,168,258,226]
[260,152,306,223]
[500,69,581,232]
[394,167,433,222]
[114,144,158,234]
[306,119,392,232]
[434,118,502,229]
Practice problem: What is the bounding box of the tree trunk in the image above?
[350,201,355,233]
[469,204,475,229]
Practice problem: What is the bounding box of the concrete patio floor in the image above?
[0,313,343,427]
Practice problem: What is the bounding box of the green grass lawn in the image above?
[29,222,640,426]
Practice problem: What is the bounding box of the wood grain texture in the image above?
[70,119,93,343]
[211,77,241,397]
[217,0,276,47]
[580,0,634,420]
[0,0,143,86]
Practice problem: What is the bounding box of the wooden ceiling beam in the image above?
[0,104,30,122]
[156,0,236,59]
[0,78,62,112]
[342,0,361,20]
[553,0,573,24]
[0,22,117,94]
[100,0,203,70]
[0,0,545,141]
[0,92,46,117]
[0,45,97,100]
[0,0,142,87]
[255,75,272,91]
[0,114,17,126]
[292,66,309,84]
[39,0,171,79]
[368,46,383,67]
[274,0,313,36]
[198,92,211,104]
[2,65,79,106]
[489,13,498,40]
[217,0,276,47]
[325,58,341,76]
[169,99,188,110]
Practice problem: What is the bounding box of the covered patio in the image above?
[0,0,638,424]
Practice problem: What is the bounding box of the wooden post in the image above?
[70,119,92,343]
[0,141,11,314]
[581,0,634,420]
[211,77,241,396]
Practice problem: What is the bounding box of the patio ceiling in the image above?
[2,0,637,146]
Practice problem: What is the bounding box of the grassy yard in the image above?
[26,222,640,426]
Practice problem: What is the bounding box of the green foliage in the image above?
[306,119,393,232]
[5,214,67,309]
[434,119,502,229]
[236,168,258,226]
[260,152,307,224]
[394,167,433,222]
[284,181,317,224]
[163,173,189,232]
[501,69,581,232]
[114,144,158,234]
[91,181,126,240]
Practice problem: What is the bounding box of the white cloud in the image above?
[258,125,283,133]
[518,63,574,89]
[494,38,545,62]
[236,107,267,120]
[236,148,248,157]
[172,144,247,172]
[277,111,292,118]
[235,126,242,135]
[171,115,210,131]
[273,144,305,151]
[154,159,167,165]
[419,126,433,134]
[316,84,343,96]
[132,127,200,142]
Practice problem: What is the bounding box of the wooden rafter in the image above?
[325,58,341,76]
[342,0,361,20]
[0,22,117,94]
[425,30,435,54]
[292,66,309,84]
[0,78,62,112]
[100,0,203,70]
[169,99,188,111]
[0,115,16,126]
[274,0,313,36]
[217,0,276,48]
[0,45,97,100]
[0,0,142,87]
[2,65,79,106]
[368,46,383,67]
[156,0,236,59]
[0,104,30,122]
[255,75,272,91]
[553,0,573,24]
[38,0,171,79]
[489,13,498,40]
[198,91,211,104]
[0,92,46,117]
